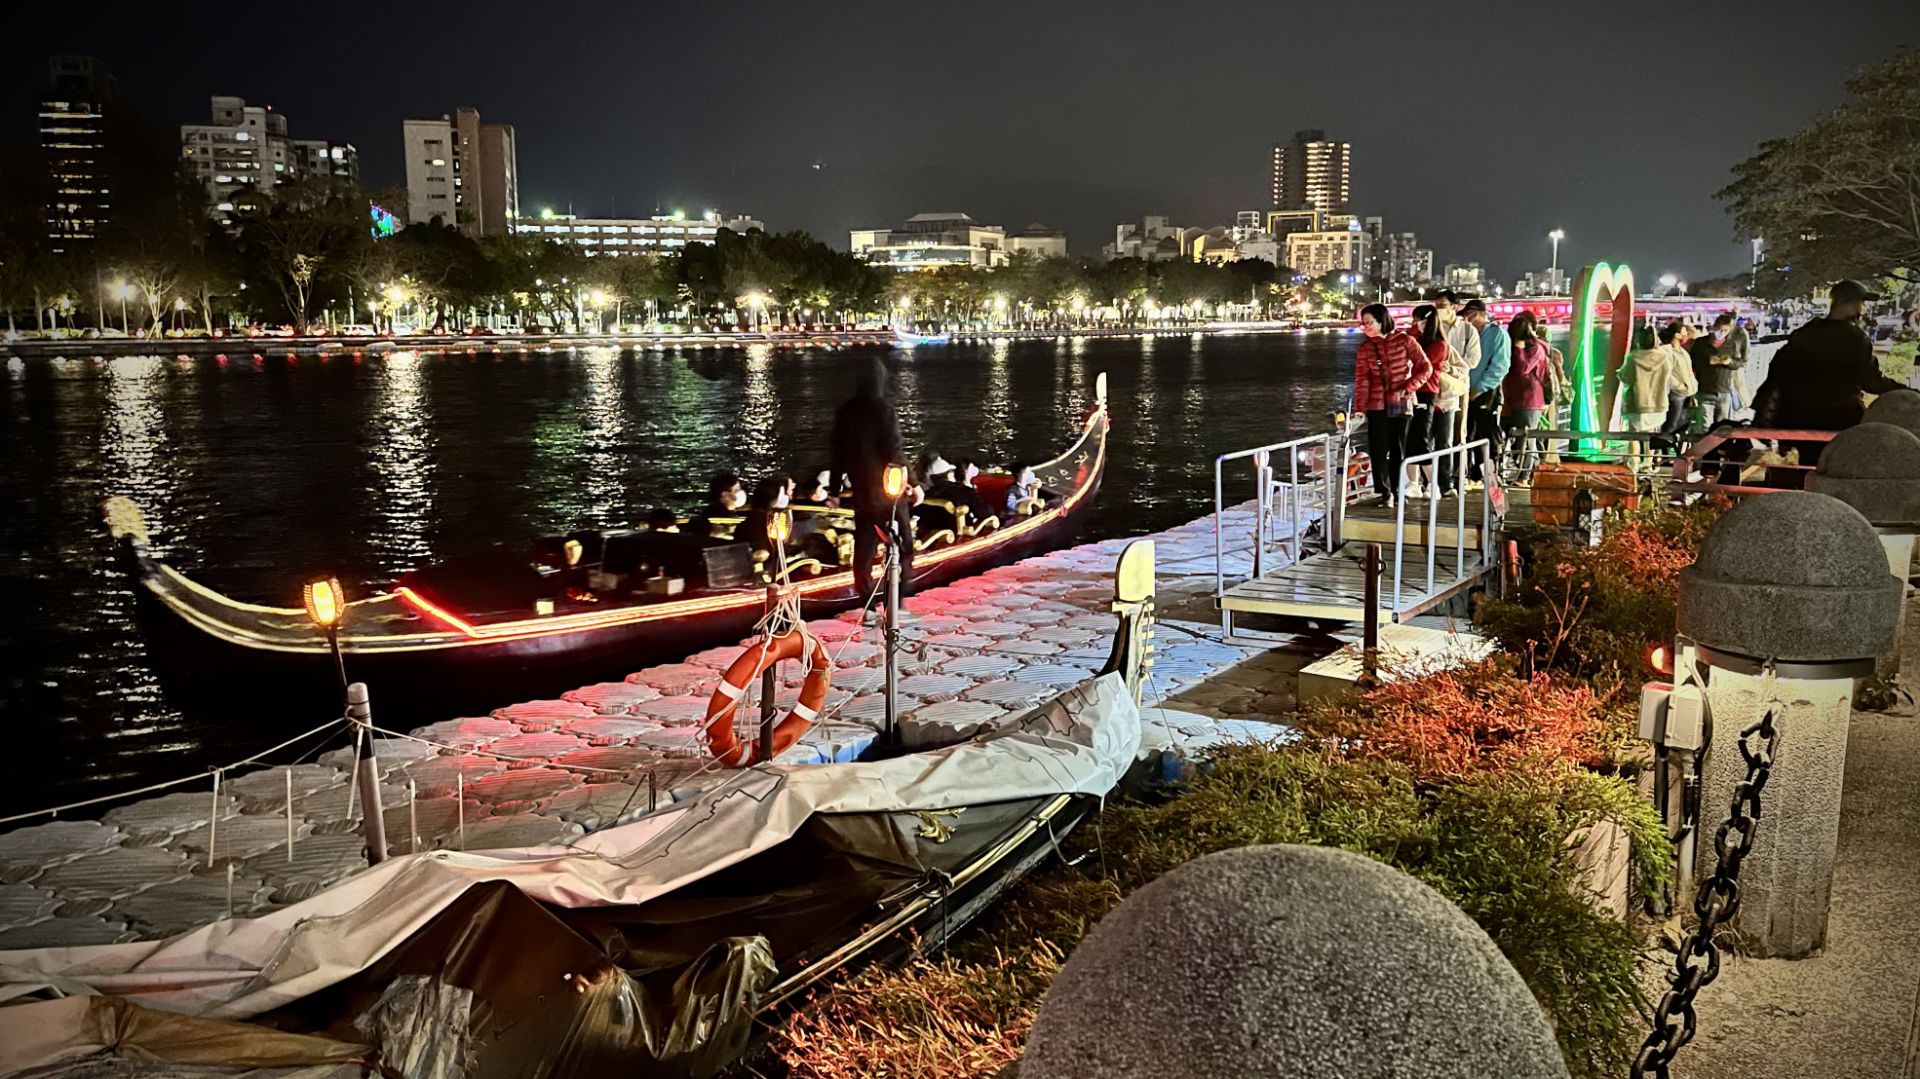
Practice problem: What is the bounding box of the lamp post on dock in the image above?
[880,463,909,748]
[303,576,348,702]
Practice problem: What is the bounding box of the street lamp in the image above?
[109,279,132,334]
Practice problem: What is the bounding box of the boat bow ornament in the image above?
[1569,261,1635,453]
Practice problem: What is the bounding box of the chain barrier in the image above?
[1632,700,1781,1079]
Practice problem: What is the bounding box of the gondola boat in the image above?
[105,375,1108,709]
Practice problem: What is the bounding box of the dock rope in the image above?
[0,716,350,827]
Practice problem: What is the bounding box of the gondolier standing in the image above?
[833,357,913,616]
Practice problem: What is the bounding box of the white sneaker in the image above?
[1405,480,1425,500]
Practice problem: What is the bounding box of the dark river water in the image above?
[0,332,1356,818]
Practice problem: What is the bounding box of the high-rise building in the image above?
[181,97,359,223]
[1285,229,1371,279]
[1269,129,1351,214]
[39,55,114,251]
[403,107,518,238]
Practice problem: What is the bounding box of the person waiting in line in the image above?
[1501,311,1552,472]
[689,471,747,538]
[1689,314,1739,432]
[1462,299,1510,481]
[1406,303,1463,498]
[1433,290,1481,458]
[1617,325,1695,449]
[1352,303,1430,507]
[831,356,914,618]
[1656,321,1699,441]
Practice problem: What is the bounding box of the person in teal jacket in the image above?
[1462,299,1510,480]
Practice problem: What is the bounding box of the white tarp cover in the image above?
[0,673,1138,1074]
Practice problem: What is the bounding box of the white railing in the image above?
[1213,433,1336,612]
[1389,438,1493,615]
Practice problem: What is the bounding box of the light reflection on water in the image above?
[368,351,437,576]
[0,334,1354,816]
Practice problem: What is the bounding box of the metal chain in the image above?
[1632,703,1781,1079]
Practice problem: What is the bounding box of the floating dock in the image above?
[0,503,1296,950]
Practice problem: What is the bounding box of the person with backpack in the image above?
[1353,303,1431,506]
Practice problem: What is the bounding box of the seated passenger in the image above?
[926,457,995,525]
[1005,464,1049,515]
[792,469,839,509]
[644,507,680,533]
[736,474,794,552]
[689,471,747,538]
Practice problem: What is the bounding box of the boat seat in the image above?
[702,515,743,540]
[1013,497,1045,517]
[966,514,1000,536]
[913,528,956,552]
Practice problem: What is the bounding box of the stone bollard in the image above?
[1019,845,1569,1079]
[1861,386,1920,437]
[1806,422,1920,683]
[1676,491,1900,957]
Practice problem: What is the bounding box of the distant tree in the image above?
[232,178,368,331]
[1720,48,1920,299]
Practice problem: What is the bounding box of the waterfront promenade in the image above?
[0,320,1346,361]
[0,502,1297,948]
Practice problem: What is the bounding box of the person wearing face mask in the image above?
[1006,464,1045,516]
[1433,290,1481,450]
[690,471,747,538]
[792,469,838,509]
[1689,314,1738,432]
[1462,299,1509,481]
[926,456,995,525]
[1352,302,1430,506]
[737,474,795,553]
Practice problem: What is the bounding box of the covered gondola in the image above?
[107,377,1109,711]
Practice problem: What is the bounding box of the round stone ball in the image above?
[1018,844,1569,1079]
[1678,490,1899,662]
[1862,388,1920,438]
[1807,422,1920,527]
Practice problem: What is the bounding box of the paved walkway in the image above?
[1676,597,1920,1079]
[0,504,1298,949]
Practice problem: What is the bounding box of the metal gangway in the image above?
[1212,426,1497,638]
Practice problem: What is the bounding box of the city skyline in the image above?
[6,0,1918,281]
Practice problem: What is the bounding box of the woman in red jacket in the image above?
[1501,311,1552,471]
[1353,303,1431,505]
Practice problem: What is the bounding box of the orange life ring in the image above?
[703,629,833,766]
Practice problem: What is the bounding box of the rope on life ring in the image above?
[702,629,832,767]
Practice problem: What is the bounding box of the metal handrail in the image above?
[1669,426,1838,498]
[1390,438,1492,615]
[1213,433,1335,610]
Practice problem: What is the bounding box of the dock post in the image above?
[1361,543,1382,688]
[883,521,903,747]
[759,583,778,763]
[346,682,389,866]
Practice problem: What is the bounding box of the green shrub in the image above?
[776,743,1665,1079]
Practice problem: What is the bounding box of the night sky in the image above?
[8,0,1918,281]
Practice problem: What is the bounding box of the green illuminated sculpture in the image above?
[1568,262,1635,454]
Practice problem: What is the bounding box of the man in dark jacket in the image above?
[831,357,912,606]
[1752,280,1898,431]
[1689,314,1738,432]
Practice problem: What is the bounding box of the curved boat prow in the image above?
[102,496,151,550]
